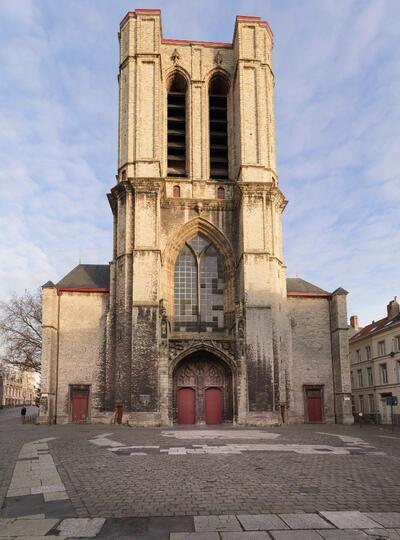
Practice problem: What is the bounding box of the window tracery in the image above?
[174,234,224,333]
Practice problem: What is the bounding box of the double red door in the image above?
[177,387,223,425]
[205,388,223,425]
[177,388,195,424]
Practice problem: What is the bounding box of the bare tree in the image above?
[0,289,41,373]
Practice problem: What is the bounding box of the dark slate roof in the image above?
[42,280,55,289]
[286,277,329,295]
[56,264,110,289]
[350,313,400,343]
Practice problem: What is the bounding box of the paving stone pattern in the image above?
[50,426,400,518]
[2,420,400,521]
[1,512,400,539]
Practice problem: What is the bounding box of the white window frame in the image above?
[357,369,363,387]
[368,394,375,413]
[378,340,386,356]
[380,363,388,384]
[367,367,373,386]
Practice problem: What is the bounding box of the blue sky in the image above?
[0,0,399,326]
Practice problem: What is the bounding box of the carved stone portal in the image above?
[173,351,233,424]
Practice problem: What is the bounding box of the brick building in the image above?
[39,11,352,426]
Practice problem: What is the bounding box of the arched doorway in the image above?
[173,351,233,425]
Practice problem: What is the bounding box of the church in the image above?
[39,10,353,426]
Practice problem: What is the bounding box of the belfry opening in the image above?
[173,351,233,425]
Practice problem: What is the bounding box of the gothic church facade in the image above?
[39,10,353,426]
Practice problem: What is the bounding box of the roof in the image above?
[56,264,110,290]
[350,313,400,343]
[286,278,329,296]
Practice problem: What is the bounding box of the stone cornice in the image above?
[234,183,287,209]
[161,199,234,211]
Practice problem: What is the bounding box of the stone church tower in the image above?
[39,10,353,426]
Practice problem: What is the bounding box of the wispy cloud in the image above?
[0,0,399,326]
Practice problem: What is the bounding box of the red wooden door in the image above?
[71,393,88,422]
[307,390,322,422]
[205,387,223,425]
[178,387,195,424]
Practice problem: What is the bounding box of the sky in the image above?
[0,0,399,327]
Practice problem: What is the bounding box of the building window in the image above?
[359,395,364,412]
[380,363,388,384]
[173,185,181,198]
[209,75,229,179]
[356,349,361,362]
[397,361,400,383]
[368,394,375,413]
[217,186,225,200]
[367,367,373,386]
[167,73,187,177]
[357,369,363,388]
[394,335,400,352]
[366,345,371,360]
[350,371,354,388]
[378,340,386,356]
[174,234,224,333]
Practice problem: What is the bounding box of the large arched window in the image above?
[174,234,224,333]
[209,74,229,179]
[167,73,187,177]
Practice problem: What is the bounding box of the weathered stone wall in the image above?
[287,296,335,423]
[55,291,108,424]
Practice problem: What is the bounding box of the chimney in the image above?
[387,296,400,320]
[350,315,359,331]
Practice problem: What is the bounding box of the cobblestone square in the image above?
[2,409,400,537]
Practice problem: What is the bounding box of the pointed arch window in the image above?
[209,75,229,179]
[167,73,187,177]
[174,234,224,333]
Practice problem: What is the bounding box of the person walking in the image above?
[21,406,27,424]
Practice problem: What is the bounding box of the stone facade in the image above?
[0,365,37,407]
[39,11,353,426]
[350,297,400,423]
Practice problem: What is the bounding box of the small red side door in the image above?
[71,391,89,422]
[177,387,195,424]
[307,389,322,422]
[205,387,223,425]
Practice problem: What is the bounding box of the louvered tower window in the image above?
[167,73,187,177]
[209,75,229,179]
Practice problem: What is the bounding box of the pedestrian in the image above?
[21,406,27,424]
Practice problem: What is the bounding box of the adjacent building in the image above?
[349,297,400,423]
[0,365,37,408]
[39,11,353,426]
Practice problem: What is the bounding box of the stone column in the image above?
[38,282,58,424]
[330,288,354,424]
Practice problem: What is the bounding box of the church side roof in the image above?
[286,277,329,296]
[56,264,110,290]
